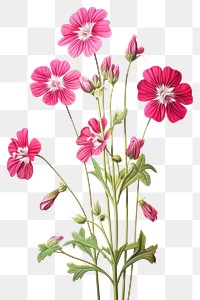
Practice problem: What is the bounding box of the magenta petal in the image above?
[173,83,193,105]
[77,145,92,163]
[76,127,94,145]
[63,70,81,89]
[58,89,76,106]
[69,7,88,27]
[16,128,28,148]
[92,141,106,155]
[61,24,76,37]
[28,138,41,160]
[40,198,55,210]
[7,157,22,177]
[31,66,51,82]
[137,79,157,101]
[68,39,84,58]
[83,36,102,57]
[87,7,108,22]
[8,138,19,155]
[17,162,33,180]
[92,20,112,38]
[166,102,187,123]
[143,66,163,86]
[144,100,165,122]
[30,82,49,97]
[50,59,70,77]
[88,118,101,133]
[43,91,58,106]
[162,67,182,87]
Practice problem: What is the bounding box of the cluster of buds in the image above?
[125,35,144,62]
[79,75,101,96]
[40,182,67,210]
[101,56,120,85]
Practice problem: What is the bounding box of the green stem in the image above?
[121,60,132,300]
[141,118,151,139]
[94,53,102,83]
[59,249,113,283]
[65,106,100,300]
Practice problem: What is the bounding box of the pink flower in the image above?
[7,128,41,180]
[125,35,144,62]
[30,59,81,106]
[58,7,112,58]
[47,235,64,247]
[126,136,144,160]
[107,64,120,85]
[139,199,158,222]
[76,117,109,162]
[137,66,193,123]
[79,76,95,93]
[40,189,60,210]
[101,56,111,80]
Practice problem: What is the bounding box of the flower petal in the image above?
[43,91,58,106]
[143,66,163,86]
[162,67,182,87]
[173,83,193,105]
[77,145,93,163]
[30,82,49,97]
[8,138,19,155]
[137,79,157,101]
[69,7,88,27]
[31,66,51,82]
[7,157,22,177]
[166,101,187,123]
[92,20,112,38]
[68,39,84,58]
[50,59,70,77]
[76,127,94,145]
[83,36,102,57]
[88,118,101,133]
[16,128,28,148]
[58,88,76,106]
[87,7,108,22]
[144,100,165,122]
[28,138,41,161]
[63,70,81,89]
[17,162,33,180]
[92,141,106,155]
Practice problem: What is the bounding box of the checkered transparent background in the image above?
[0,0,200,299]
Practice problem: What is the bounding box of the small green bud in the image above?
[92,201,101,216]
[47,235,64,247]
[72,214,87,224]
[99,214,106,221]
[112,154,122,163]
[58,182,67,193]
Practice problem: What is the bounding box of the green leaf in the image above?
[113,109,128,126]
[115,168,126,190]
[140,164,157,173]
[119,231,158,276]
[67,263,99,281]
[115,243,128,263]
[137,170,151,186]
[101,168,112,184]
[37,243,61,263]
[102,247,111,255]
[125,242,140,251]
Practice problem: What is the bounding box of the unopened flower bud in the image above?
[101,56,111,80]
[92,75,101,89]
[126,136,144,160]
[47,235,64,247]
[108,64,120,85]
[72,214,87,224]
[79,76,95,93]
[125,35,144,62]
[92,201,101,216]
[139,199,158,222]
[59,182,67,193]
[112,154,122,163]
[99,214,106,221]
[40,189,60,210]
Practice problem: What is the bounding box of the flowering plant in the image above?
[7,7,193,300]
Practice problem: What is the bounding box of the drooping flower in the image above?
[126,136,144,160]
[125,35,144,62]
[107,64,120,85]
[101,56,111,80]
[76,117,109,162]
[30,59,81,106]
[58,7,112,58]
[7,128,41,180]
[137,66,193,123]
[40,189,60,210]
[47,235,64,247]
[79,76,95,93]
[139,199,158,222]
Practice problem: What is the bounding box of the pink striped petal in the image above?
[92,20,112,38]
[92,141,106,155]
[50,59,70,77]
[68,39,84,58]
[162,67,182,87]
[173,83,193,105]
[30,82,49,97]
[69,7,88,27]
[166,101,187,123]
[88,118,101,133]
[143,66,163,86]
[43,91,58,106]
[8,138,19,155]
[58,88,76,106]
[17,162,33,180]
[28,138,41,161]
[144,100,165,122]
[7,157,22,177]
[31,66,51,82]
[16,128,28,148]
[77,145,93,163]
[83,36,102,57]
[137,79,157,101]
[87,8,108,22]
[63,70,81,89]
[76,127,94,145]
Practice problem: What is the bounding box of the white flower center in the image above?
[48,76,65,92]
[87,132,103,149]
[13,146,29,164]
[156,84,175,104]
[75,23,94,41]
